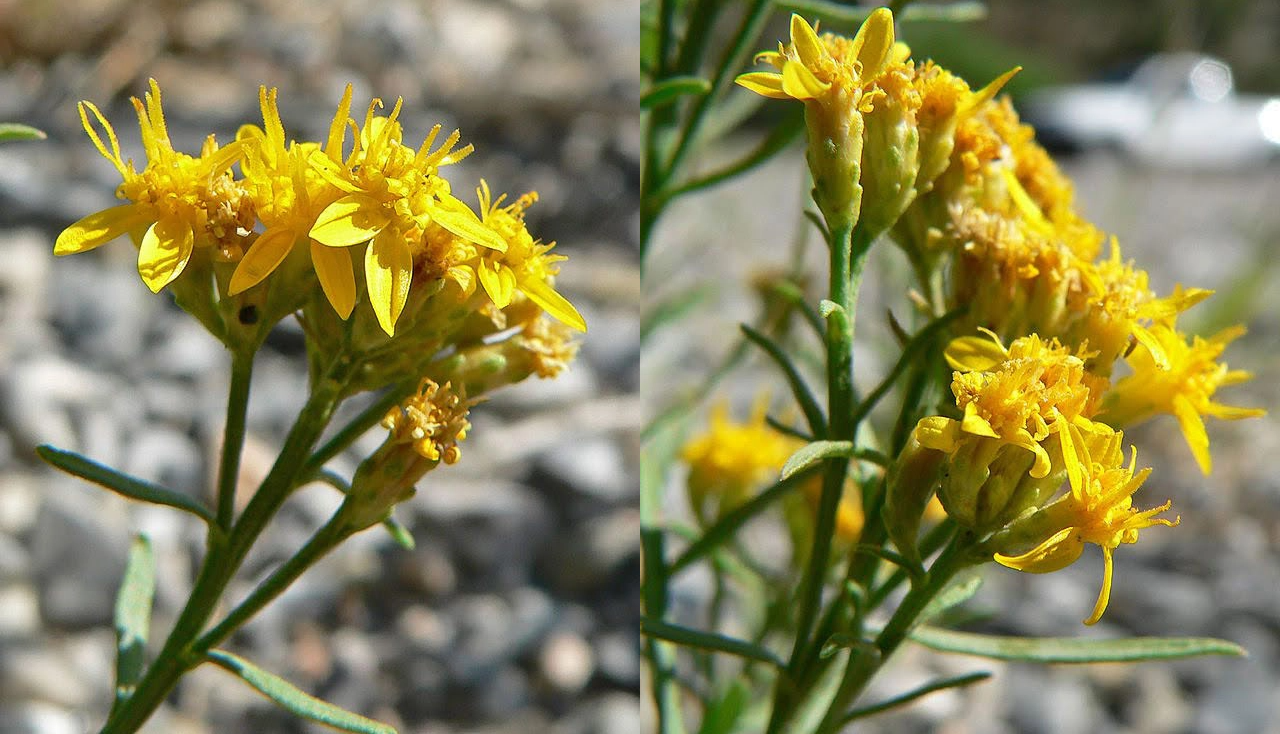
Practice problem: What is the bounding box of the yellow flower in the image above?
[306,95,507,335]
[994,424,1178,625]
[55,79,250,292]
[1073,243,1212,373]
[228,85,357,317]
[471,181,586,332]
[682,399,800,524]
[919,331,1106,479]
[1099,318,1265,474]
[735,10,897,227]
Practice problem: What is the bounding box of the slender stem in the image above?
[769,223,872,732]
[194,510,352,655]
[100,360,354,734]
[300,380,414,479]
[815,538,973,733]
[216,350,254,530]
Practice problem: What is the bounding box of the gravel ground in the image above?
[0,1,639,732]
[644,139,1280,733]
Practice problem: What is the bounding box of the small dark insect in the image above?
[238,305,259,325]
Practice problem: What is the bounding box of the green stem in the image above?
[193,510,353,655]
[769,223,873,732]
[815,537,974,733]
[99,360,354,734]
[216,350,254,530]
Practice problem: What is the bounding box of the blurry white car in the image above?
[1020,52,1280,168]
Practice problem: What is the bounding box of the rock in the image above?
[537,630,595,696]
[534,436,634,507]
[0,702,84,734]
[0,583,40,637]
[29,489,128,629]
[593,630,640,690]
[539,508,639,594]
[123,427,206,502]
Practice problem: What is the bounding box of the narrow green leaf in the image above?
[113,535,155,706]
[37,445,215,525]
[919,572,984,623]
[740,323,827,437]
[910,626,1247,663]
[642,284,716,342]
[843,671,991,723]
[850,307,965,428]
[853,543,924,583]
[668,465,816,575]
[206,650,397,734]
[0,122,46,142]
[641,618,786,668]
[659,106,804,201]
[643,76,713,109]
[782,441,852,480]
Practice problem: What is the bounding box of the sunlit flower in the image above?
[1099,318,1265,474]
[306,96,506,335]
[55,79,251,292]
[994,424,1178,624]
[228,85,356,316]
[470,181,586,332]
[735,10,897,226]
[682,398,800,524]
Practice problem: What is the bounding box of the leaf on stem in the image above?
[113,535,156,706]
[643,76,713,109]
[206,650,397,734]
[909,626,1247,663]
[0,122,46,142]
[36,445,215,525]
[842,671,991,723]
[697,679,751,734]
[918,572,984,623]
[740,323,827,437]
[782,440,852,480]
[641,618,786,668]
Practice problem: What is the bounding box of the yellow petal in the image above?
[961,67,1021,117]
[521,277,587,333]
[229,228,296,295]
[430,196,507,252]
[789,14,824,67]
[310,240,356,319]
[55,205,151,256]
[914,416,961,452]
[960,403,999,438]
[1204,402,1266,421]
[994,527,1082,573]
[735,72,790,100]
[1011,430,1053,479]
[137,217,194,293]
[1130,324,1170,370]
[945,334,1007,372]
[781,60,829,100]
[365,231,412,336]
[1083,547,1115,625]
[1172,393,1211,474]
[310,194,389,247]
[1059,419,1084,496]
[477,260,514,309]
[852,7,895,81]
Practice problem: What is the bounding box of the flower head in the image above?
[1099,318,1264,474]
[994,424,1178,624]
[682,398,800,524]
[469,182,586,332]
[306,95,506,335]
[56,79,251,293]
[229,85,357,317]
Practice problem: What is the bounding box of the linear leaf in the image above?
[207,650,397,733]
[909,626,1247,663]
[697,679,750,734]
[843,671,991,723]
[643,76,713,109]
[113,535,155,706]
[641,618,786,668]
[782,440,852,480]
[37,445,215,525]
[0,122,46,141]
[740,323,827,437]
[919,572,984,623]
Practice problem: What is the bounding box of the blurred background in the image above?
[0,0,639,732]
[644,1,1280,732]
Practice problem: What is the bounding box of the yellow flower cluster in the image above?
[738,8,1263,624]
[56,80,585,339]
